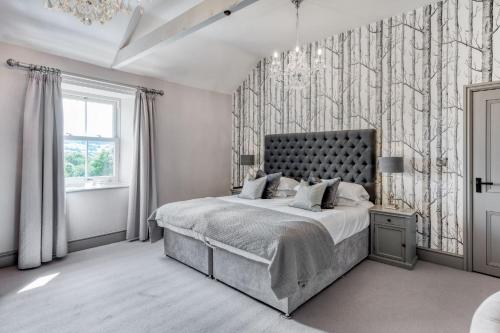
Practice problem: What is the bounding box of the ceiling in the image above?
[0,0,433,94]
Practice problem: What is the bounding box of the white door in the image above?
[472,88,500,277]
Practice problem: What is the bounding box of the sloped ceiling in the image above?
[0,0,433,94]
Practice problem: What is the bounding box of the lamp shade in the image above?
[379,157,404,173]
[240,154,255,166]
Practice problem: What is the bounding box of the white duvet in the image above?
[220,196,373,245]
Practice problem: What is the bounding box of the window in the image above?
[63,94,119,187]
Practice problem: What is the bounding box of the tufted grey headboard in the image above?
[264,129,377,202]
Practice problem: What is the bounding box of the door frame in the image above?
[464,81,500,271]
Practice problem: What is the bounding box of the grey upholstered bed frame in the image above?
[162,129,376,316]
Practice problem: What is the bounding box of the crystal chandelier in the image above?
[44,0,144,25]
[269,0,324,90]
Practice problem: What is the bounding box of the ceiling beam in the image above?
[117,6,143,50]
[112,0,260,69]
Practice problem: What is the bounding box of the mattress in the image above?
[159,195,372,265]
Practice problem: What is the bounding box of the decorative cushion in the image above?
[238,176,267,200]
[322,178,341,209]
[256,170,282,199]
[289,180,327,212]
[307,174,341,209]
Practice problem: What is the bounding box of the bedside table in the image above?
[231,187,243,195]
[369,205,417,270]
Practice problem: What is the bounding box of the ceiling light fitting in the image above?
[269,0,324,90]
[44,0,144,25]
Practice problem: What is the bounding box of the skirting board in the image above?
[0,250,17,268]
[0,230,127,268]
[1,236,465,270]
[68,230,127,253]
[417,247,464,270]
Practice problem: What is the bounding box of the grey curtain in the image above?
[18,71,67,269]
[126,90,158,241]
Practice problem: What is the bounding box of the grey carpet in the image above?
[0,241,499,333]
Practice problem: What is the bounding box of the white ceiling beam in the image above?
[112,0,259,69]
[117,6,143,50]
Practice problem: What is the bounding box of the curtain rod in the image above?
[6,58,164,96]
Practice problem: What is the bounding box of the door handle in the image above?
[476,177,494,193]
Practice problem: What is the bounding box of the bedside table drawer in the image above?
[373,213,407,228]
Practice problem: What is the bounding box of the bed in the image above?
[150,129,376,316]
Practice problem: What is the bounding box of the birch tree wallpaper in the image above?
[232,0,500,255]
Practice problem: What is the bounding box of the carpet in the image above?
[1,241,499,333]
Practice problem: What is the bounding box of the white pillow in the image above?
[337,181,370,202]
[274,189,297,198]
[335,197,360,207]
[278,177,300,191]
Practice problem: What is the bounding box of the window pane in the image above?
[63,98,85,136]
[87,101,114,137]
[88,141,114,177]
[64,140,86,178]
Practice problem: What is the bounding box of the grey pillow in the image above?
[238,176,267,199]
[256,170,282,199]
[289,180,328,212]
[308,174,341,209]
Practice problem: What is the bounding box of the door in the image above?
[472,88,500,276]
[373,223,405,262]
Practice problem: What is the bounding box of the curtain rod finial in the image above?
[6,59,17,67]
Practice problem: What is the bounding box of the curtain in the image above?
[18,71,67,269]
[126,90,158,241]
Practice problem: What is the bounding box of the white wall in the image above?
[0,42,232,254]
[66,188,129,241]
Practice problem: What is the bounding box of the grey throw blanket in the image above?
[148,198,335,299]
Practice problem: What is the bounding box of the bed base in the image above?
[163,229,213,277]
[213,228,368,315]
[163,227,368,316]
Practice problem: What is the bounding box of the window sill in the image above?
[66,184,129,193]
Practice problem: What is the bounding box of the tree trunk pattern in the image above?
[422,4,432,249]
[468,0,473,84]
[410,10,416,210]
[375,20,384,205]
[338,33,345,130]
[399,14,406,204]
[482,0,493,81]
[358,27,362,129]
[231,0,499,255]
[453,0,461,254]
[346,31,352,129]
[385,18,393,198]
[436,1,443,250]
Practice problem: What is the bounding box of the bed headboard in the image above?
[263,129,377,201]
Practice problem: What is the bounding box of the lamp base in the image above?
[383,203,399,210]
[384,192,399,210]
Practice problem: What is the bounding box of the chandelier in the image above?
[269,0,324,90]
[44,0,144,25]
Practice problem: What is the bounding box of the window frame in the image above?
[62,91,121,188]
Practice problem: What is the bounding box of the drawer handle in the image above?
[387,218,392,223]
[402,244,406,248]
